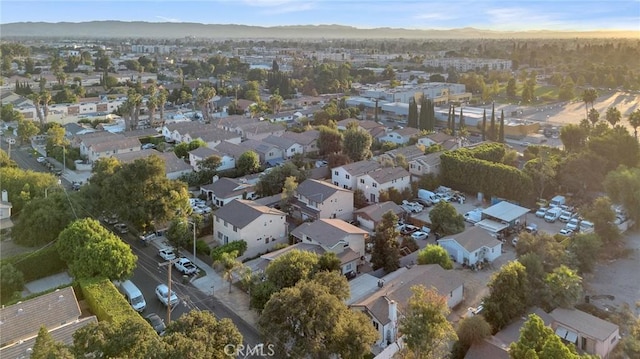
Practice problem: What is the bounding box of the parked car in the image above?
[155,284,179,307]
[114,223,128,234]
[140,232,157,243]
[535,207,548,218]
[579,220,594,233]
[524,223,538,233]
[197,204,212,214]
[145,313,166,335]
[192,207,204,215]
[559,228,574,237]
[411,231,429,241]
[36,156,46,163]
[566,218,581,231]
[174,257,198,275]
[400,224,419,235]
[558,211,574,223]
[412,198,432,207]
[158,248,176,261]
[544,207,562,223]
[464,209,482,224]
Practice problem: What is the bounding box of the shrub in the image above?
[196,239,211,256]
[79,277,153,334]
[0,263,24,303]
[210,240,248,262]
[400,237,419,253]
[9,245,67,282]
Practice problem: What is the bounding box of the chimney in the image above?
[212,175,219,183]
[1,190,7,202]
[388,300,398,326]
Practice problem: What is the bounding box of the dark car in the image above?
[145,313,166,335]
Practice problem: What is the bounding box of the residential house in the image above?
[418,132,462,151]
[0,190,12,220]
[182,129,242,149]
[240,139,284,166]
[357,166,411,203]
[290,218,368,275]
[80,132,141,163]
[379,144,426,163]
[336,118,386,138]
[213,199,287,258]
[332,160,381,190]
[0,287,98,359]
[234,121,285,141]
[63,122,95,138]
[188,146,235,172]
[214,140,251,164]
[550,308,619,358]
[162,121,241,147]
[262,135,303,159]
[281,130,320,155]
[349,264,465,348]
[437,226,503,266]
[408,152,442,178]
[292,179,354,221]
[200,177,256,206]
[112,149,193,180]
[377,127,421,145]
[354,201,406,231]
[465,307,553,359]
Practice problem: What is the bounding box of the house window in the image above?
[224,221,228,227]
[233,226,237,232]
[373,321,379,331]
[360,179,365,184]
[266,237,270,244]
[345,263,352,271]
[334,182,339,186]
[611,336,617,344]
[372,183,377,188]
[334,171,339,176]
[345,174,350,179]
[217,231,223,239]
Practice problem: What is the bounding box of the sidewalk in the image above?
[148,236,260,328]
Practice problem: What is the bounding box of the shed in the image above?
[481,201,529,226]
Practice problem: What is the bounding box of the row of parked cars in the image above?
[115,279,172,335]
[190,198,212,215]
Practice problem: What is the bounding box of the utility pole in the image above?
[159,258,178,325]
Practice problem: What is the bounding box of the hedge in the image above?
[79,277,154,334]
[210,240,247,262]
[7,245,67,282]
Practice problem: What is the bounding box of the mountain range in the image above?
[1,21,637,40]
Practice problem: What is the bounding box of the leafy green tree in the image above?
[56,218,137,280]
[72,317,160,358]
[17,118,38,144]
[604,166,640,222]
[506,78,517,99]
[256,162,307,196]
[161,311,242,359]
[560,124,588,153]
[518,252,547,306]
[605,106,622,127]
[166,217,194,252]
[544,265,583,309]
[509,314,556,359]
[515,232,567,272]
[582,196,620,244]
[317,252,341,272]
[558,76,575,101]
[370,211,401,272]
[0,167,59,213]
[483,261,529,331]
[259,280,377,359]
[31,326,74,359]
[400,285,457,359]
[429,201,465,236]
[342,126,372,162]
[539,334,582,359]
[310,270,350,301]
[417,244,454,269]
[567,233,602,274]
[456,315,492,348]
[11,192,75,247]
[488,103,497,141]
[45,123,68,153]
[236,151,260,175]
[353,188,368,208]
[197,155,222,173]
[523,151,557,200]
[317,125,343,156]
[0,148,17,167]
[279,175,298,212]
[265,249,319,290]
[408,97,419,129]
[588,128,639,171]
[0,263,24,303]
[498,109,505,143]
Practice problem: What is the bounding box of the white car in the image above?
[155,284,179,307]
[192,206,204,215]
[559,228,574,237]
[158,248,176,261]
[36,156,46,163]
[197,204,212,214]
[535,207,548,218]
[411,231,429,241]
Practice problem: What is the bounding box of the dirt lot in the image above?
[584,230,640,317]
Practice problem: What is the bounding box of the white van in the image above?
[544,207,562,223]
[579,220,594,233]
[418,189,440,204]
[118,280,146,312]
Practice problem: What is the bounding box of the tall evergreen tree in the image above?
[488,103,497,141]
[459,107,465,132]
[408,98,418,129]
[446,105,452,131]
[419,96,429,131]
[450,105,456,136]
[427,99,435,131]
[499,109,505,143]
[482,109,487,141]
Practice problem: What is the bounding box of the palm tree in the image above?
[158,90,168,126]
[127,89,143,130]
[629,109,640,140]
[605,106,622,127]
[29,93,45,127]
[196,86,216,122]
[581,88,598,119]
[214,251,245,293]
[40,90,52,125]
[120,100,134,131]
[588,108,600,126]
[268,92,284,114]
[146,96,158,126]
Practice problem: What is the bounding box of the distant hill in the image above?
[0,21,637,39]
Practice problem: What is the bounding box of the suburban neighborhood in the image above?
[1,7,640,359]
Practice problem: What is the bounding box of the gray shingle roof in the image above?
[201,177,254,199]
[214,199,285,229]
[440,226,502,253]
[214,141,250,159]
[281,130,320,146]
[550,308,619,341]
[366,166,410,184]
[338,160,380,176]
[296,179,351,203]
[354,201,406,223]
[290,219,368,248]
[189,146,217,159]
[262,135,298,150]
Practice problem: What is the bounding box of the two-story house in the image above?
[188,146,236,172]
[213,199,287,258]
[357,166,411,203]
[240,139,284,166]
[336,118,387,138]
[182,129,242,149]
[234,121,285,141]
[332,160,381,190]
[292,179,354,221]
[79,132,141,163]
[281,130,320,155]
[353,201,406,232]
[349,264,465,348]
[214,140,252,164]
[290,218,368,275]
[262,135,304,159]
[200,177,257,206]
[408,152,443,178]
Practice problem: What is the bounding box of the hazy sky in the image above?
[2,0,639,31]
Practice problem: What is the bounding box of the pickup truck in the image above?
[174,258,198,275]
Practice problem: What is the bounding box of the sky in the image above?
[1,0,639,32]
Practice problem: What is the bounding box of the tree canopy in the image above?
[483,261,530,331]
[428,201,465,236]
[370,210,401,272]
[417,245,454,269]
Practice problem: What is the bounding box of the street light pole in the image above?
[187,220,196,261]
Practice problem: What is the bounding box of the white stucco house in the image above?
[353,201,406,231]
[262,135,304,159]
[188,146,236,172]
[549,308,620,359]
[376,127,421,145]
[292,179,354,221]
[357,166,411,203]
[437,226,503,266]
[331,160,381,190]
[200,177,257,207]
[213,199,287,258]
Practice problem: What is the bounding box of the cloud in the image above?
[240,0,317,15]
[156,16,181,23]
[413,13,459,21]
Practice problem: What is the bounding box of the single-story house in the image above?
[550,308,620,359]
[188,146,236,172]
[200,177,257,207]
[437,226,503,266]
[376,127,421,145]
